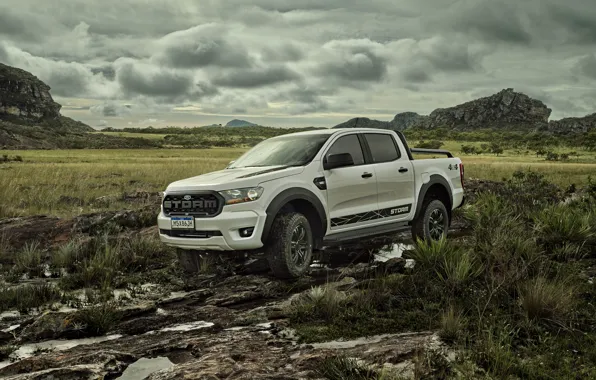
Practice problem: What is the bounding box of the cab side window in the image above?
[364,133,400,163]
[325,134,365,165]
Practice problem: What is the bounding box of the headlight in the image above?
[219,187,264,205]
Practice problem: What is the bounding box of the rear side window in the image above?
[325,134,365,165]
[364,133,400,163]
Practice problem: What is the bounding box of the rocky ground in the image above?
[0,233,463,380]
[0,183,481,379]
[3,177,587,379]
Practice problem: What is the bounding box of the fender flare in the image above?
[260,187,327,246]
[413,174,453,220]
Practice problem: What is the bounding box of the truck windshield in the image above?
[228,134,331,168]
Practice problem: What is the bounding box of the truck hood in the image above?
[165,165,303,192]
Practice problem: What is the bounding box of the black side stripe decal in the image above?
[330,204,412,227]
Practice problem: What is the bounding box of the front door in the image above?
[322,133,379,231]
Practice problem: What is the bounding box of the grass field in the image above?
[90,131,168,140]
[1,141,594,218]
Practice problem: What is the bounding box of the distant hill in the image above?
[333,88,594,134]
[225,119,258,127]
[334,112,427,132]
[0,62,158,149]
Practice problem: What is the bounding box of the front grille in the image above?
[162,192,223,217]
[160,229,222,238]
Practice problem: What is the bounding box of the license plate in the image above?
[171,216,194,229]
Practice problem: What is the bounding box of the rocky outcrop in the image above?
[333,88,558,132]
[422,88,552,130]
[225,119,258,127]
[548,112,596,134]
[391,112,428,131]
[0,63,61,121]
[332,117,394,130]
[333,113,427,132]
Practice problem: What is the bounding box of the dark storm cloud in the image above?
[420,38,485,72]
[575,54,596,79]
[154,25,252,69]
[115,59,192,97]
[279,86,329,112]
[46,69,90,97]
[546,1,596,44]
[91,66,116,81]
[0,7,55,42]
[261,43,304,62]
[89,103,132,117]
[401,66,431,83]
[315,40,387,83]
[212,65,301,88]
[445,1,532,44]
[115,58,219,103]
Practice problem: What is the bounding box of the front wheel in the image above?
[265,212,313,279]
[411,199,449,242]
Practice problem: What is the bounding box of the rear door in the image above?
[322,133,379,231]
[362,132,416,222]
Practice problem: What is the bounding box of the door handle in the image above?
[399,167,408,173]
[362,172,373,178]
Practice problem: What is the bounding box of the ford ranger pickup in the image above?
[158,128,465,278]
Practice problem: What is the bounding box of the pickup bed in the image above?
[158,128,465,278]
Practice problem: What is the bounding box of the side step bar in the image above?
[322,222,410,247]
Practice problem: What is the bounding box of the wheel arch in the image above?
[414,175,453,223]
[261,188,327,249]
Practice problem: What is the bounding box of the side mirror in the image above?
[324,153,354,170]
[226,160,235,169]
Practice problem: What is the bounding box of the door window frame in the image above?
[361,132,402,164]
[322,133,369,168]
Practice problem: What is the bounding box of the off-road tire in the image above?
[411,199,449,242]
[265,212,313,279]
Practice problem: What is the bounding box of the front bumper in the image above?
[157,209,267,251]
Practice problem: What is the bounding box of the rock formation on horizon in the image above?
[1,63,62,122]
[225,119,258,127]
[0,62,93,132]
[333,88,596,133]
[422,88,551,130]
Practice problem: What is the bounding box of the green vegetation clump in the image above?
[56,234,175,291]
[288,171,596,379]
[0,283,61,313]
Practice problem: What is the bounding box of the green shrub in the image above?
[0,283,61,313]
[14,241,45,277]
[315,355,382,380]
[533,204,594,254]
[71,302,119,336]
[519,276,575,324]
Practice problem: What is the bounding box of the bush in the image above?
[0,283,61,313]
[70,302,119,336]
[533,204,594,255]
[415,140,444,149]
[519,277,575,324]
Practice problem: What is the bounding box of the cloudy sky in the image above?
[1,0,596,129]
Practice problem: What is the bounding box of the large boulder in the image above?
[0,63,61,121]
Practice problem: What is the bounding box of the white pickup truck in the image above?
[158,128,465,278]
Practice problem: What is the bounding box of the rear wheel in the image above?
[411,199,449,242]
[265,212,313,279]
